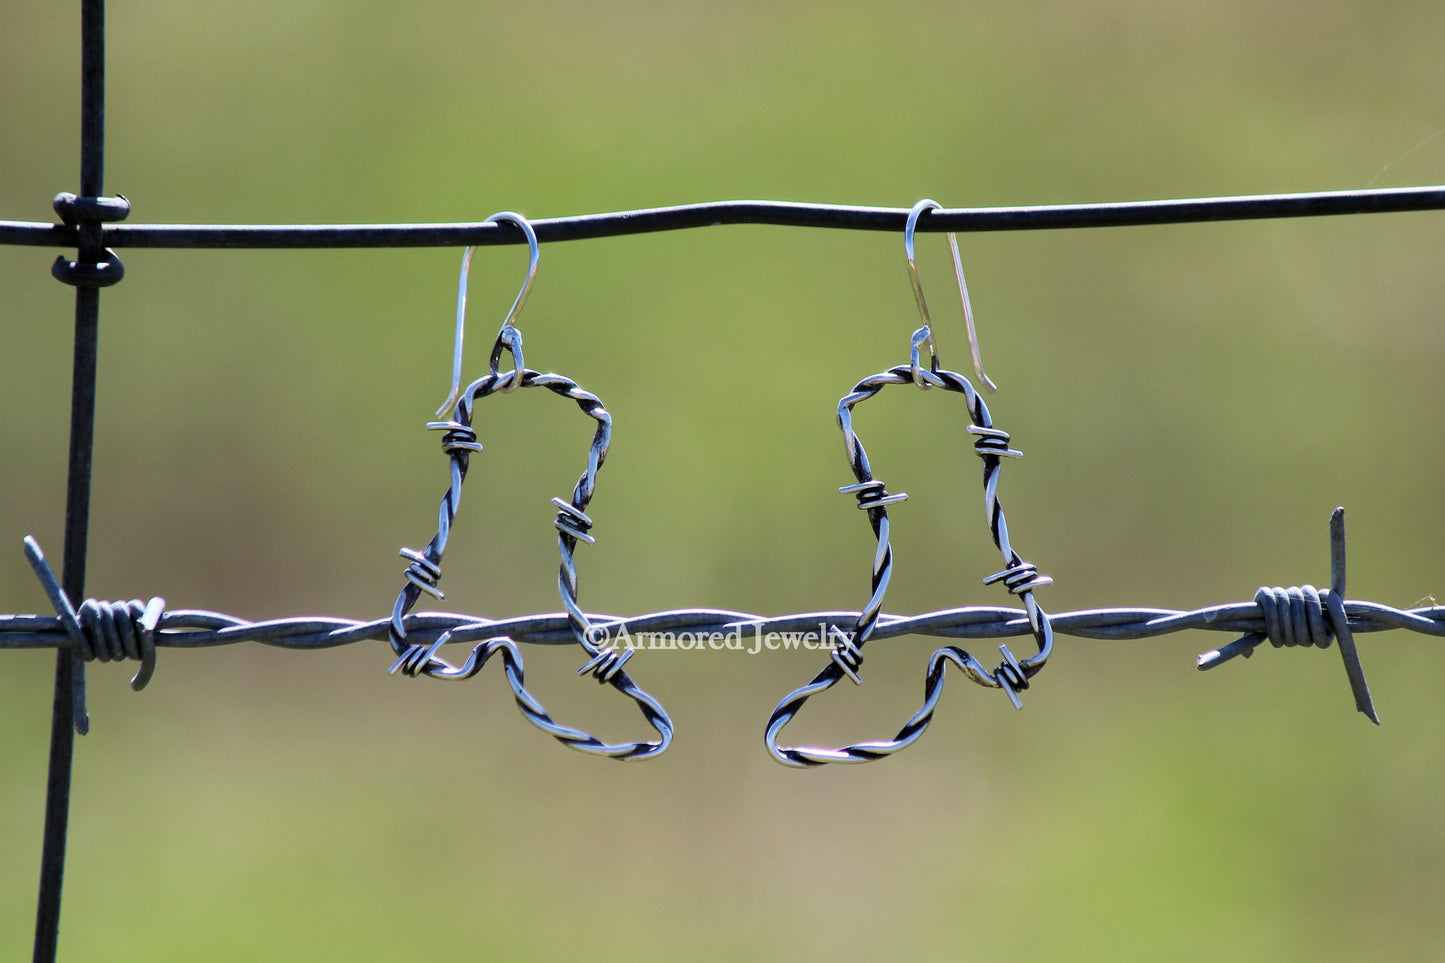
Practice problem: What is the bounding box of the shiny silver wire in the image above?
[904,199,997,392]
[765,274,1049,766]
[435,211,539,418]
[392,361,672,760]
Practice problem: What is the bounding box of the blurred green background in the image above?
[4,1,1445,959]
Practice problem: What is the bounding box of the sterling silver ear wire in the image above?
[904,199,997,393]
[435,210,538,417]
[387,212,673,760]
[764,199,1053,767]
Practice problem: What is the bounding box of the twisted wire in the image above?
[7,482,1432,750]
[386,366,672,761]
[5,585,1440,758]
[765,357,1055,768]
[8,598,1443,652]
[387,632,665,759]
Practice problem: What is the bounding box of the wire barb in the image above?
[22,536,164,725]
[966,425,1022,459]
[839,479,908,510]
[1195,507,1377,723]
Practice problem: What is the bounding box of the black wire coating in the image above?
[5,186,1445,250]
[34,2,110,960]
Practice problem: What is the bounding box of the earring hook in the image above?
[904,199,997,393]
[435,211,540,419]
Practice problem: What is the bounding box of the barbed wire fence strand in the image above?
[9,2,1445,960]
[7,511,1445,779]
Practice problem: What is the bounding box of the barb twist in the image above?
[1196,508,1377,723]
[21,536,165,735]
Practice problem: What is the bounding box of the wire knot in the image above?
[53,192,132,224]
[839,479,908,511]
[72,597,165,691]
[966,425,1023,459]
[577,645,633,684]
[50,192,130,287]
[390,635,457,678]
[427,421,483,456]
[1255,584,1336,649]
[399,547,444,599]
[21,536,164,727]
[982,560,1053,595]
[1195,509,1378,724]
[829,625,865,684]
[991,644,1030,709]
[552,498,596,544]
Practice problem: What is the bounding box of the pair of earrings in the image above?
[387,203,1052,768]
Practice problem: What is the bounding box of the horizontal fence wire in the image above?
[5,600,1444,652]
[5,186,1445,250]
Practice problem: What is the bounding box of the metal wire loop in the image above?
[765,361,1053,767]
[435,211,539,417]
[52,191,131,224]
[904,198,997,392]
[51,251,125,287]
[905,200,942,384]
[488,323,525,395]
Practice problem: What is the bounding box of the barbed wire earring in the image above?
[386,212,673,761]
[765,199,1055,768]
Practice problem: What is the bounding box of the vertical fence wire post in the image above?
[33,1,108,960]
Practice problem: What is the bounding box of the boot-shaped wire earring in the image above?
[765,199,1054,768]
[387,212,672,761]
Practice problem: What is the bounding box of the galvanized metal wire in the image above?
[378,212,673,761]
[385,367,673,761]
[762,202,1054,767]
[7,504,1437,759]
[6,589,1442,663]
[764,360,1053,768]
